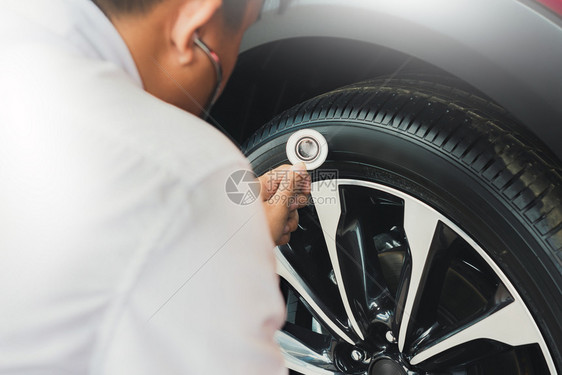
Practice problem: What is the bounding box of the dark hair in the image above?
[93,0,251,30]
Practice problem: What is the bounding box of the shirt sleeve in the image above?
[93,160,287,375]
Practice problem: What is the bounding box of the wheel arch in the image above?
[213,0,562,162]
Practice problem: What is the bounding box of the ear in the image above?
[171,0,222,65]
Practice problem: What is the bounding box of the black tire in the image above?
[244,79,562,374]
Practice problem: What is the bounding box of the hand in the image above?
[258,163,311,246]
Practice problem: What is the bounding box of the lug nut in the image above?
[386,330,397,344]
[351,349,365,362]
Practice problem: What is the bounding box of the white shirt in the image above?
[0,1,286,374]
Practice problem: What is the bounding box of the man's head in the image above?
[93,0,252,31]
[93,0,263,116]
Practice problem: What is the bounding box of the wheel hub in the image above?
[370,358,406,375]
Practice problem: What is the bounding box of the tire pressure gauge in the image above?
[286,129,329,170]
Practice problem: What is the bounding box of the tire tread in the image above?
[243,78,562,271]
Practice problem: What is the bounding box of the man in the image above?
[0,0,308,373]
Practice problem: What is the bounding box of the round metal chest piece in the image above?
[296,137,320,161]
[286,129,329,170]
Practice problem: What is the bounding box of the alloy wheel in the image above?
[275,179,555,375]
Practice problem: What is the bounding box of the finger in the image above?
[283,210,299,234]
[258,164,292,200]
[289,191,310,210]
[273,162,308,204]
[294,170,312,194]
[289,172,312,210]
[276,232,292,246]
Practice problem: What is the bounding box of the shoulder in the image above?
[0,8,244,185]
[33,47,248,188]
[78,76,247,189]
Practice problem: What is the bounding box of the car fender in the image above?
[241,0,562,160]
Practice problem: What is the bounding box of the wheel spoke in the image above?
[275,331,339,375]
[311,180,366,340]
[276,247,356,344]
[410,299,542,365]
[396,197,441,352]
[334,186,393,331]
